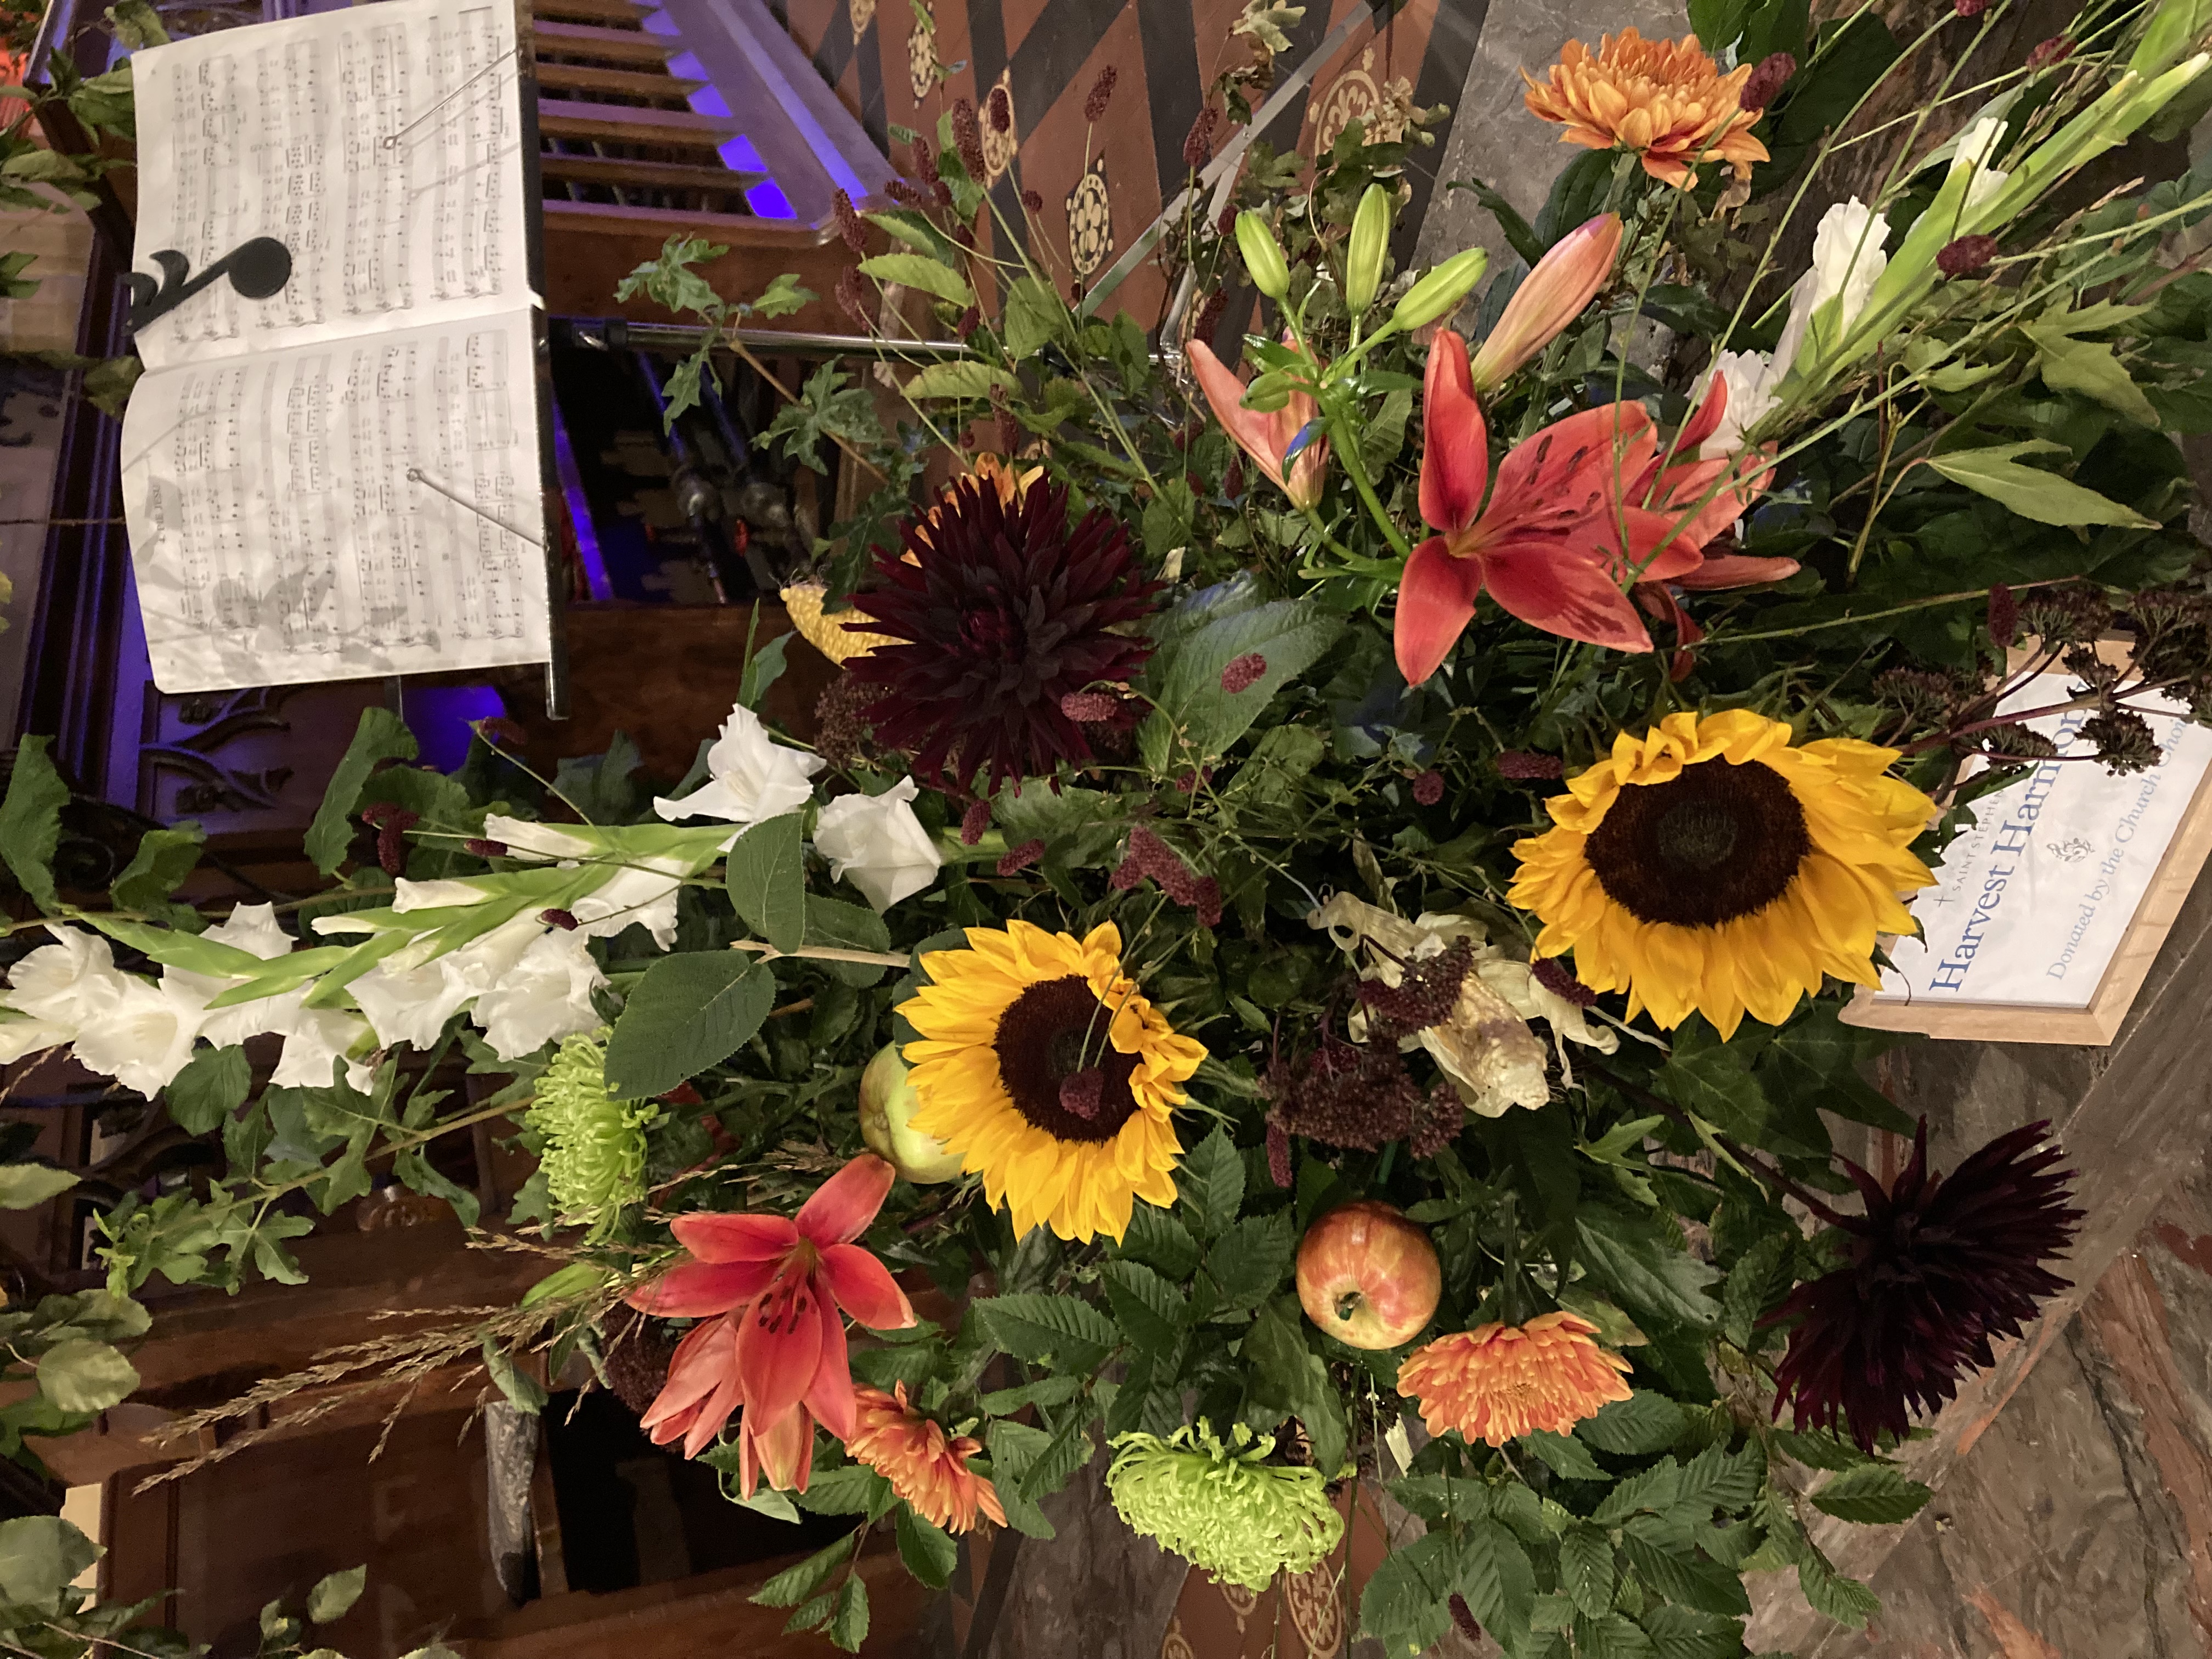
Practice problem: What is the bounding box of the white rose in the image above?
[1699,349,1784,459]
[813,777,943,912]
[473,929,607,1061]
[3,926,133,1029]
[272,1009,376,1091]
[1776,198,1889,370]
[351,916,540,1050]
[652,703,825,829]
[70,975,205,1095]
[163,902,306,1049]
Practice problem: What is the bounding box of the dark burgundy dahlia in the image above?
[1765,1118,2082,1452]
[845,478,1161,795]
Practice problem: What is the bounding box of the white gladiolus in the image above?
[70,975,205,1096]
[3,926,134,1030]
[1951,114,2012,216]
[1699,349,1785,458]
[350,916,540,1051]
[814,778,943,912]
[272,1009,376,1091]
[164,902,307,1049]
[1776,198,1891,370]
[474,929,607,1062]
[652,703,825,831]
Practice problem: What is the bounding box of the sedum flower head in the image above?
[526,1033,659,1240]
[1104,1421,1343,1591]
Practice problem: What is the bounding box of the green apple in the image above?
[858,1043,965,1184]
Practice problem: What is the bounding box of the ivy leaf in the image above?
[614,233,730,319]
[725,814,806,953]
[165,1045,252,1135]
[1927,442,2159,528]
[894,1507,958,1588]
[604,954,774,1098]
[759,362,886,472]
[749,272,814,318]
[306,710,418,876]
[36,1338,139,1413]
[0,735,69,911]
[1809,1463,1933,1525]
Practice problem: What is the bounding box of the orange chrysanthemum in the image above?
[847,1383,1008,1533]
[1522,31,1770,189]
[1397,1312,1634,1446]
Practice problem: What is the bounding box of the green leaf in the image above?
[0,735,69,911]
[1521,1429,1609,1482]
[1138,600,1343,769]
[1117,1201,1200,1280]
[978,1375,1085,1415]
[662,349,716,427]
[2024,325,2160,424]
[1456,1519,1537,1655]
[983,1421,1059,1538]
[1003,275,1067,357]
[307,1565,367,1624]
[1577,1209,1721,1330]
[857,252,973,307]
[0,1166,77,1209]
[478,1334,546,1414]
[1243,1297,1347,1476]
[1675,1441,1763,1514]
[1357,1531,1456,1656]
[614,233,730,319]
[36,1339,139,1413]
[605,954,774,1097]
[749,1534,855,1607]
[1580,1114,1665,1167]
[1360,387,1413,477]
[795,1462,893,1517]
[0,1516,98,1611]
[738,631,792,712]
[750,272,814,318]
[1201,1209,1293,1313]
[1620,1533,1749,1617]
[977,1293,1118,1366]
[393,1146,482,1229]
[1809,1463,1933,1525]
[165,1044,252,1135]
[1559,1525,1616,1618]
[805,895,896,986]
[1638,1604,1747,1659]
[827,1575,869,1652]
[1721,1231,1794,1351]
[1173,1126,1244,1238]
[725,814,806,953]
[306,710,419,876]
[1101,1260,1187,1355]
[104,0,170,47]
[1771,1428,1874,1471]
[1574,1610,1659,1657]
[1594,1459,1685,1525]
[1017,1409,1096,1503]
[904,360,1005,400]
[110,822,205,912]
[1927,443,2159,528]
[894,1507,958,1588]
[1796,1551,1881,1629]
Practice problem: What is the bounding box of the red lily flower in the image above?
[627,1153,916,1474]
[1188,337,1330,509]
[635,1315,814,1491]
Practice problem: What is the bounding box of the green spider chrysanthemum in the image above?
[525,1033,659,1240]
[1104,1421,1344,1591]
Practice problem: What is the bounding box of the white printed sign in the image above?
[1873,675,2212,1012]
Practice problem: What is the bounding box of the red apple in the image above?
[1296,1200,1442,1350]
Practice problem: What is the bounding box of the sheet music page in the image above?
[120,308,549,692]
[129,0,532,370]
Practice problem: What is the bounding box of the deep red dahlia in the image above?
[1765,1118,2081,1451]
[845,478,1161,795]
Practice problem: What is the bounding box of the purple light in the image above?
[405,685,510,772]
[551,402,612,601]
[646,16,795,218]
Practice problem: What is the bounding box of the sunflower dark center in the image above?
[1583,758,1811,928]
[992,976,1141,1144]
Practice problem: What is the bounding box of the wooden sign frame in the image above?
[1843,641,2212,1045]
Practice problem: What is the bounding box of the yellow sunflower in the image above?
[1508,710,1936,1039]
[899,921,1205,1243]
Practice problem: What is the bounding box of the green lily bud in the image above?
[1345,184,1392,313]
[1235,211,1292,301]
[1390,247,1490,332]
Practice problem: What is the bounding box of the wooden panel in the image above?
[532,60,704,99]
[537,99,739,145]
[538,153,763,194]
[540,203,854,332]
[530,20,675,62]
[528,0,653,24]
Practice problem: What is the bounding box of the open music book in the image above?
[119,0,549,693]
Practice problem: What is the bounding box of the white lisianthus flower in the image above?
[4,926,133,1029]
[652,703,825,831]
[350,916,540,1051]
[70,975,205,1096]
[272,1009,377,1091]
[1775,198,1891,370]
[474,929,608,1061]
[814,777,943,911]
[164,902,306,1049]
[1699,349,1785,459]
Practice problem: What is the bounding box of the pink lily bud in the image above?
[1188,337,1330,510]
[1466,213,1622,393]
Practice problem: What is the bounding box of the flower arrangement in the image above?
[7,0,2212,1651]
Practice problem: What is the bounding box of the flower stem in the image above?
[1590,1066,1853,1228]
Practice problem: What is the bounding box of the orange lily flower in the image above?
[1188,337,1330,509]
[1467,214,1622,392]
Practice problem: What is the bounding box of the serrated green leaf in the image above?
[1118,1201,1201,1280]
[1200,1209,1293,1313]
[1574,1610,1658,1657]
[1003,275,1067,358]
[165,1044,252,1135]
[795,1463,893,1517]
[1770,1428,1874,1471]
[1560,1525,1616,1618]
[1720,1231,1794,1351]
[1674,1441,1763,1515]
[826,1572,869,1651]
[1577,1209,1720,1330]
[1638,1602,1747,1659]
[306,1565,366,1624]
[1017,1408,1095,1503]
[1456,1518,1536,1654]
[1808,1462,1933,1525]
[857,252,973,307]
[1244,1296,1347,1476]
[1594,1459,1685,1525]
[1101,1260,1187,1355]
[1620,1533,1750,1617]
[1578,1394,1689,1459]
[977,1293,1118,1365]
[895,1507,958,1588]
[725,814,806,953]
[1173,1126,1243,1238]
[0,736,69,911]
[1522,1429,1609,1482]
[750,1534,855,1607]
[605,954,774,1097]
[904,360,1005,400]
[1796,1551,1881,1629]
[1357,1531,1455,1655]
[306,710,419,876]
